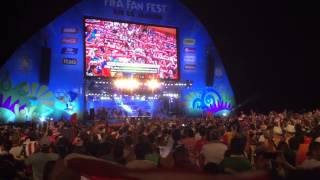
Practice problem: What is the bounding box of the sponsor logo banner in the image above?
[62,37,79,44]
[184,55,196,63]
[62,58,78,65]
[184,47,196,54]
[61,47,78,55]
[184,64,196,70]
[61,27,79,34]
[183,38,196,46]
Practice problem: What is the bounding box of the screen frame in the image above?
[83,16,180,81]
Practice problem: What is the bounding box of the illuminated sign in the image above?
[61,47,78,55]
[184,47,196,54]
[62,37,79,44]
[61,27,79,34]
[184,55,196,63]
[104,0,168,13]
[183,38,196,45]
[62,58,78,65]
[184,64,196,70]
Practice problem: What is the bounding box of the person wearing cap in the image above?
[25,136,59,180]
[257,128,277,153]
[272,126,283,147]
[284,124,296,144]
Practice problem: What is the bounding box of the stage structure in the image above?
[0,0,235,123]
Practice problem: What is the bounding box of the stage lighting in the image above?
[114,78,140,90]
[219,110,231,117]
[114,79,124,89]
[128,79,140,90]
[40,116,46,122]
[146,79,161,90]
[169,98,174,103]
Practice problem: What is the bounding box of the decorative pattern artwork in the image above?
[54,89,79,115]
[184,88,234,116]
[0,71,80,123]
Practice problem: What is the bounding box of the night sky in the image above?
[0,0,319,113]
[182,0,320,112]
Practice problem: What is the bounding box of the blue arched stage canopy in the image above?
[0,0,235,123]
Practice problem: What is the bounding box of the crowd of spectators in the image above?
[91,107,151,121]
[1,109,320,179]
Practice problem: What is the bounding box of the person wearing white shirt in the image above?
[200,130,227,166]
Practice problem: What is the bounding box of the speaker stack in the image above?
[206,48,215,86]
[39,47,51,85]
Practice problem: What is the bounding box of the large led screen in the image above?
[84,18,178,80]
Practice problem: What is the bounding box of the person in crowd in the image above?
[284,124,296,143]
[0,139,19,179]
[220,136,252,173]
[253,149,271,171]
[277,141,296,167]
[272,126,283,147]
[172,145,199,171]
[123,135,135,162]
[298,141,320,169]
[180,128,197,165]
[194,126,208,166]
[200,129,227,168]
[145,134,160,166]
[25,136,59,180]
[46,137,78,180]
[112,139,126,165]
[295,135,312,166]
[126,143,157,170]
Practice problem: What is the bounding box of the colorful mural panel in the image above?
[0,71,80,123]
[184,88,234,116]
